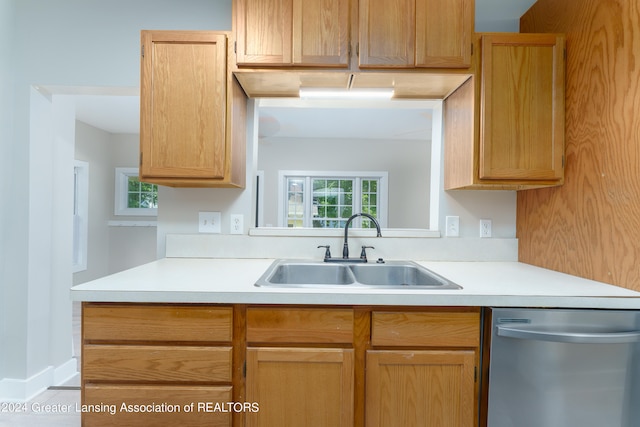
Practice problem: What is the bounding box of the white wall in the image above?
[73,122,157,285]
[0,0,231,400]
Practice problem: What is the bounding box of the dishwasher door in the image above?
[487,308,640,427]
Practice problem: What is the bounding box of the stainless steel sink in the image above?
[255,260,462,290]
[266,263,355,286]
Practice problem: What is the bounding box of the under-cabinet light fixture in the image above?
[299,88,394,100]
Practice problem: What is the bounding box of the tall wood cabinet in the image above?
[444,33,565,189]
[139,30,246,188]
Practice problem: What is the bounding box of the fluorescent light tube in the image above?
[299,88,394,100]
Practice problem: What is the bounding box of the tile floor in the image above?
[0,302,82,427]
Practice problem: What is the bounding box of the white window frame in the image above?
[114,167,158,216]
[73,160,89,273]
[277,170,388,228]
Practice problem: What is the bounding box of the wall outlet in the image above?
[230,214,243,234]
[480,219,492,238]
[199,212,221,233]
[445,216,460,237]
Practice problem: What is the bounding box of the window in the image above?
[114,167,158,216]
[73,160,89,273]
[278,171,388,228]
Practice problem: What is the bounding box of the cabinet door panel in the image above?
[366,350,476,427]
[236,0,292,65]
[140,31,227,180]
[480,34,565,180]
[245,347,354,426]
[359,0,415,67]
[416,0,472,68]
[293,0,350,66]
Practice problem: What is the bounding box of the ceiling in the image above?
[72,0,537,137]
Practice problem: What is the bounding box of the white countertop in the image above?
[70,258,640,309]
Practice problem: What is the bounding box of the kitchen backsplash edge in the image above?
[165,234,518,262]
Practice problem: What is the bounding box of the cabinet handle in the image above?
[497,325,640,344]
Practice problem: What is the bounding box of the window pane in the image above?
[311,178,354,228]
[286,178,305,227]
[126,176,158,210]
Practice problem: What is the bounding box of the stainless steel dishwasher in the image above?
[487,308,640,427]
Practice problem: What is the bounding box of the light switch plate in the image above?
[445,216,460,237]
[199,212,221,233]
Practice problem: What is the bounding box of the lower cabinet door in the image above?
[82,384,232,427]
[366,350,476,427]
[245,347,354,427]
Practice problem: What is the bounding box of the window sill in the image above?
[108,220,158,227]
[248,227,440,238]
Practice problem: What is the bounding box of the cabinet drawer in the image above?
[247,308,354,343]
[83,345,232,383]
[83,384,232,427]
[371,310,480,347]
[83,304,232,343]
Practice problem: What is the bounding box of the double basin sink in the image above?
[255,259,462,290]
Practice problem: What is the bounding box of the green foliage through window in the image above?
[127,176,158,209]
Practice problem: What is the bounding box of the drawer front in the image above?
[372,310,480,347]
[83,345,232,383]
[247,308,354,343]
[83,304,232,343]
[83,384,233,427]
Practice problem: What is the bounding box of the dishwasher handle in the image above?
[496,325,640,344]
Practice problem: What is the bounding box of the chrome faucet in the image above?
[323,213,382,263]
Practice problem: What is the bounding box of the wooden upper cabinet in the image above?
[444,33,565,190]
[235,0,350,67]
[359,0,473,68]
[140,30,246,188]
[480,33,565,181]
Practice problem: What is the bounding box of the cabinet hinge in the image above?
[474,366,478,382]
[356,42,359,57]
[562,155,565,168]
[234,41,237,54]
[141,44,144,58]
[471,43,474,56]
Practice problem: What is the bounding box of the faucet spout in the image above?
[342,213,382,259]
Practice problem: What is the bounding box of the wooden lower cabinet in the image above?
[81,303,234,426]
[83,384,232,427]
[244,347,354,426]
[81,304,481,427]
[366,350,476,427]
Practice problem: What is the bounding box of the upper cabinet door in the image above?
[415,0,472,68]
[480,33,565,181]
[140,31,227,181]
[236,0,349,67]
[359,0,473,68]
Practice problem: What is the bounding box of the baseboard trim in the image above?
[0,358,79,402]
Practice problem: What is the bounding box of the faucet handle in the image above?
[317,245,332,261]
[360,246,374,261]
